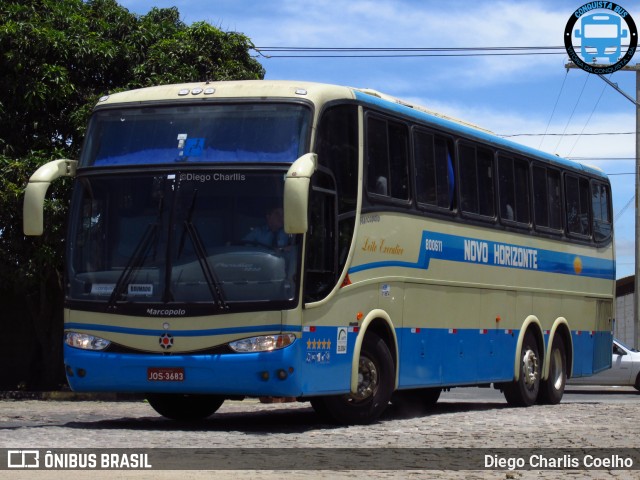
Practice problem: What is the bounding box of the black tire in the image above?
[421,387,441,406]
[634,373,640,392]
[503,330,540,407]
[538,336,566,405]
[391,387,441,416]
[146,393,224,421]
[311,332,394,424]
[309,397,334,422]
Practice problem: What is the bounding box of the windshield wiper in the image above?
[107,189,165,311]
[107,222,159,311]
[179,190,228,310]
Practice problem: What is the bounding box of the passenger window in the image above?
[532,165,562,232]
[565,175,591,237]
[591,181,612,242]
[366,115,409,201]
[414,130,454,210]
[459,142,495,218]
[498,155,530,225]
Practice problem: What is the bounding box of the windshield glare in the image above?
[81,103,310,166]
[67,171,300,310]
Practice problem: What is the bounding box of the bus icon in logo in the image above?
[574,13,628,63]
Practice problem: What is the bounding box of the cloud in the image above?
[207,0,574,88]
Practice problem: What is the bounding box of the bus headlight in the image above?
[229,334,296,353]
[64,332,111,351]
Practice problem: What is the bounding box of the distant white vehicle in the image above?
[568,339,640,390]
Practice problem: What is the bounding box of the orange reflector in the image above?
[356,312,364,321]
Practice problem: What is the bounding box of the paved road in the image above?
[1,386,639,479]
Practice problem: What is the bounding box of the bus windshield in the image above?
[67,170,300,312]
[80,103,310,166]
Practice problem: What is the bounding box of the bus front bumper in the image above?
[63,343,303,397]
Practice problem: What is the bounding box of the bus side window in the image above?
[498,154,530,225]
[367,116,388,196]
[388,122,409,200]
[548,169,562,230]
[533,165,562,233]
[459,142,495,218]
[415,130,454,210]
[565,175,591,237]
[366,114,409,202]
[592,181,612,242]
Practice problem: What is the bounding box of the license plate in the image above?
[147,367,185,382]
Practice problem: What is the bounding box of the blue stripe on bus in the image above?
[64,323,301,337]
[349,230,615,280]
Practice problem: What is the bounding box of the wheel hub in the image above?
[523,349,539,389]
[353,356,379,401]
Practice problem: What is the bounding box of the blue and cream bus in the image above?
[24,81,614,424]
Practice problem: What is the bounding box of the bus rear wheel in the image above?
[146,393,224,421]
[311,332,394,424]
[538,336,566,405]
[503,330,540,407]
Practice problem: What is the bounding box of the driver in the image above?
[243,206,290,249]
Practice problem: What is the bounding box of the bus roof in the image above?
[96,80,608,181]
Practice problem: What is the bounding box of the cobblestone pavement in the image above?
[1,388,639,479]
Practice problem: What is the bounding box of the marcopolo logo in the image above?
[565,2,637,73]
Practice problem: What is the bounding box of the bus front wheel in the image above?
[146,393,224,421]
[311,332,394,424]
[503,330,540,407]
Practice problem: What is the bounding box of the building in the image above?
[615,275,635,347]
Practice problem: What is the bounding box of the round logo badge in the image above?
[159,333,174,349]
[564,3,638,74]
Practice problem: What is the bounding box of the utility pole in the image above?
[565,62,640,348]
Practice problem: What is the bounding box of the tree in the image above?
[0,0,265,389]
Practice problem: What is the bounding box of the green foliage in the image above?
[0,0,265,288]
[0,0,265,158]
[0,0,265,389]
[0,152,71,293]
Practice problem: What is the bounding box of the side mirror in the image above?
[23,159,77,236]
[283,153,317,234]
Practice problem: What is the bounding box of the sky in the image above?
[120,0,638,279]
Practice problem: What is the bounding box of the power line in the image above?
[553,74,590,154]
[615,195,635,222]
[566,79,609,157]
[253,45,571,58]
[539,70,569,150]
[255,46,568,51]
